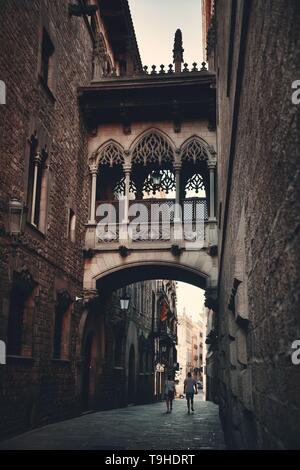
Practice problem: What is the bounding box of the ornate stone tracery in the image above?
[97,142,125,167]
[131,132,174,166]
[181,137,210,163]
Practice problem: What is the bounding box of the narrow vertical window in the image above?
[27,146,48,231]
[41,28,55,89]
[68,209,76,242]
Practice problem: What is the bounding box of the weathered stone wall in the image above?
[215,0,300,449]
[88,120,216,155]
[0,0,93,437]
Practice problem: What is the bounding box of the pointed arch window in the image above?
[27,135,49,232]
[181,138,209,164]
[131,132,174,166]
[98,142,125,167]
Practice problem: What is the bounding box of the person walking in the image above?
[184,372,198,414]
[164,373,176,413]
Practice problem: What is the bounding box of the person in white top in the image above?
[184,372,198,414]
[164,373,176,413]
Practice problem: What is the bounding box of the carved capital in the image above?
[174,161,182,172]
[208,161,217,171]
[122,162,132,174]
[34,152,42,166]
[89,153,98,174]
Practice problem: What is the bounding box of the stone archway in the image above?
[84,249,218,295]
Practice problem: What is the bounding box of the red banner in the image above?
[160,301,168,322]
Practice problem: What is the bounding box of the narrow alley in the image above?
[0,0,299,453]
[0,395,224,450]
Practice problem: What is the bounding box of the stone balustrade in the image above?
[99,62,209,80]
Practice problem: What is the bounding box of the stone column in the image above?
[119,162,131,242]
[174,162,182,242]
[31,152,42,226]
[208,161,217,221]
[89,163,98,224]
[122,162,131,224]
[174,162,181,220]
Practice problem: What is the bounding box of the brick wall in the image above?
[215,0,300,449]
[0,0,93,437]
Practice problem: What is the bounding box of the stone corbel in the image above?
[172,100,181,133]
[82,289,99,308]
[85,111,98,136]
[120,104,131,135]
[208,96,216,131]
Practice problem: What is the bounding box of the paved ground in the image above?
[0,394,225,450]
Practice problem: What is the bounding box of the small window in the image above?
[68,209,76,242]
[41,28,55,90]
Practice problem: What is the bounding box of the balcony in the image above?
[85,197,217,250]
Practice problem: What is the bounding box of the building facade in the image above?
[0,0,220,443]
[203,0,300,449]
[0,0,97,438]
[0,0,152,439]
[153,280,178,399]
[176,309,204,396]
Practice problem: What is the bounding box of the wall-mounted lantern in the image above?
[151,169,162,187]
[120,290,130,311]
[9,198,23,235]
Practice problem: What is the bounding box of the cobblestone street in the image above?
[0,395,225,450]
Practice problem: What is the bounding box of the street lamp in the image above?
[120,290,130,311]
[9,198,23,235]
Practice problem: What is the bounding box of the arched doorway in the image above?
[128,345,136,404]
[81,332,97,411]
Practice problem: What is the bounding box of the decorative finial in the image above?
[173,29,184,73]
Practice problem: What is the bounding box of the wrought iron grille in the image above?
[143,170,176,196]
[185,173,205,193]
[113,177,137,197]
